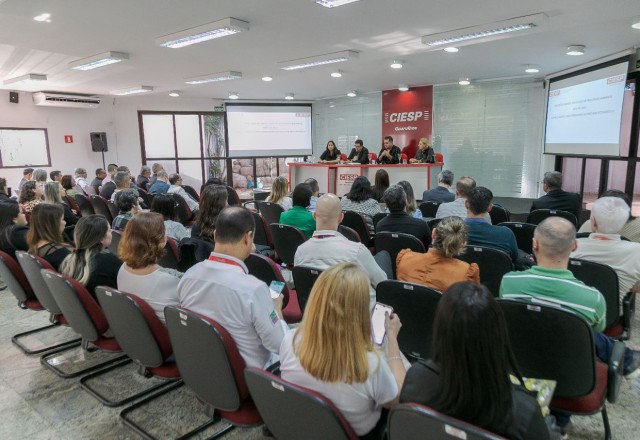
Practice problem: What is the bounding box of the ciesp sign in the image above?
[384,110,430,123]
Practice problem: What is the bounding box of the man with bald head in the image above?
[294,193,388,309]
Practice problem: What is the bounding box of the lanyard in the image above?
[208,255,247,273]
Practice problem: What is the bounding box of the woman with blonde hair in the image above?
[44,181,79,225]
[280,262,406,438]
[410,137,435,163]
[397,180,422,219]
[396,216,479,291]
[266,176,292,211]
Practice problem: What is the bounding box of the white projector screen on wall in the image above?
[544,59,629,156]
[226,104,312,157]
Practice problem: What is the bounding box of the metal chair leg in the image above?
[12,323,81,355]
[40,340,129,378]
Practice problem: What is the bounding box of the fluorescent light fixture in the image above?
[169,90,180,97]
[459,78,470,86]
[110,86,153,96]
[422,13,545,49]
[69,51,129,71]
[347,90,357,97]
[278,50,358,71]
[566,45,585,56]
[398,85,409,92]
[390,60,403,69]
[156,18,249,49]
[315,0,361,7]
[285,93,295,100]
[261,76,273,82]
[185,71,242,84]
[33,13,51,22]
[331,70,343,78]
[229,92,239,100]
[525,64,540,73]
[633,16,640,30]
[443,47,459,53]
[3,73,47,85]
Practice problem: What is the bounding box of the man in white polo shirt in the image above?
[178,206,288,368]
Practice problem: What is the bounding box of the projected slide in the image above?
[545,61,628,156]
[227,104,312,157]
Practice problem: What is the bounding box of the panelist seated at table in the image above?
[319,140,341,164]
[409,137,435,164]
[347,139,370,164]
[377,135,401,164]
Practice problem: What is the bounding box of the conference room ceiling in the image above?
[0,0,639,101]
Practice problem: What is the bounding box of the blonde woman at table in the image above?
[410,137,435,164]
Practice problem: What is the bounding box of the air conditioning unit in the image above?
[32,92,101,108]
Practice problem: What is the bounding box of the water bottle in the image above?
[257,177,263,189]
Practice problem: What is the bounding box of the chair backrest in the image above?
[183,185,200,202]
[456,246,513,296]
[497,222,536,255]
[257,201,284,226]
[15,251,61,314]
[292,266,323,313]
[108,229,122,255]
[269,223,307,266]
[89,195,114,223]
[226,185,241,206]
[244,367,359,440]
[164,307,250,413]
[400,153,408,163]
[497,298,597,397]
[170,193,194,224]
[418,201,440,218]
[369,152,377,162]
[177,237,213,272]
[568,258,620,329]
[375,232,426,278]
[340,210,371,245]
[427,217,442,231]
[435,152,444,163]
[340,153,348,161]
[158,237,181,269]
[245,253,290,308]
[65,195,80,214]
[337,225,361,243]
[388,403,506,440]
[372,212,387,230]
[96,287,172,369]
[107,200,119,219]
[137,187,151,207]
[251,211,274,248]
[74,194,95,217]
[40,269,109,342]
[0,250,35,306]
[527,209,577,228]
[489,204,510,225]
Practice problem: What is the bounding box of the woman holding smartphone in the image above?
[279,262,406,439]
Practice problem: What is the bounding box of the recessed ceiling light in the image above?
[398,86,409,92]
[566,45,585,56]
[156,18,249,49]
[315,0,361,7]
[278,50,358,71]
[33,13,51,22]
[184,71,242,84]
[331,70,343,78]
[229,92,239,100]
[631,16,640,30]
[169,91,180,97]
[390,60,403,69]
[110,86,154,96]
[262,76,273,82]
[347,91,357,97]
[525,64,540,73]
[69,51,129,71]
[285,93,295,100]
[443,47,459,53]
[459,78,470,86]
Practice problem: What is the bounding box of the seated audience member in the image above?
[266,176,292,211]
[112,189,141,231]
[377,135,401,165]
[116,165,137,189]
[136,165,151,189]
[279,183,316,239]
[397,180,422,219]
[168,173,199,213]
[319,140,340,164]
[409,137,435,164]
[371,169,389,202]
[0,200,29,259]
[18,181,43,214]
[44,182,79,226]
[59,215,121,298]
[397,216,479,291]
[347,139,370,164]
[0,177,10,201]
[435,176,489,221]
[61,175,81,198]
[151,194,189,242]
[191,185,227,243]
[401,282,551,439]
[464,186,518,265]
[17,167,34,192]
[376,185,430,249]
[108,171,132,202]
[304,178,320,212]
[99,165,118,199]
[117,212,181,323]
[530,171,581,220]
[27,204,71,270]
[178,206,288,368]
[295,194,388,308]
[571,196,640,299]
[91,168,107,189]
[578,189,640,243]
[74,168,92,195]
[148,163,165,189]
[49,170,62,183]
[148,171,170,194]
[341,176,383,234]
[422,170,455,204]
[33,169,48,193]
[280,263,406,439]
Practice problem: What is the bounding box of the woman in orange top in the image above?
[396,216,479,291]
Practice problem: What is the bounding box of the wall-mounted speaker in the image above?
[90,132,108,152]
[9,91,18,104]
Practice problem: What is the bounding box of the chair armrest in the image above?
[607,340,625,403]
[622,290,636,333]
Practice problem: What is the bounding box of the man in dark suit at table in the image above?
[377,136,401,164]
[530,171,582,219]
[347,139,369,164]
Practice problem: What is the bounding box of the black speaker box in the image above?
[90,132,108,152]
[9,91,18,104]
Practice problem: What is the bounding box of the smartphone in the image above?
[269,281,286,299]
[371,302,394,345]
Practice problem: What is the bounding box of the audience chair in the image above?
[527,209,578,228]
[489,204,511,225]
[372,212,387,230]
[338,225,361,243]
[251,211,275,258]
[107,200,119,219]
[375,232,426,279]
[341,210,372,246]
[497,222,536,255]
[244,367,358,440]
[165,307,264,438]
[418,201,440,218]
[456,246,513,296]
[226,185,242,206]
[137,187,151,207]
[89,195,114,223]
[269,223,307,268]
[498,299,617,440]
[244,253,291,310]
[376,280,441,362]
[0,251,78,355]
[388,403,506,440]
[292,266,323,313]
[257,201,284,226]
[158,237,181,270]
[108,229,122,255]
[568,258,635,341]
[74,193,96,217]
[64,195,81,216]
[427,217,442,231]
[183,185,200,202]
[170,193,194,226]
[177,237,213,272]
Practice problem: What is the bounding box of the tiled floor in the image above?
[1,283,639,439]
